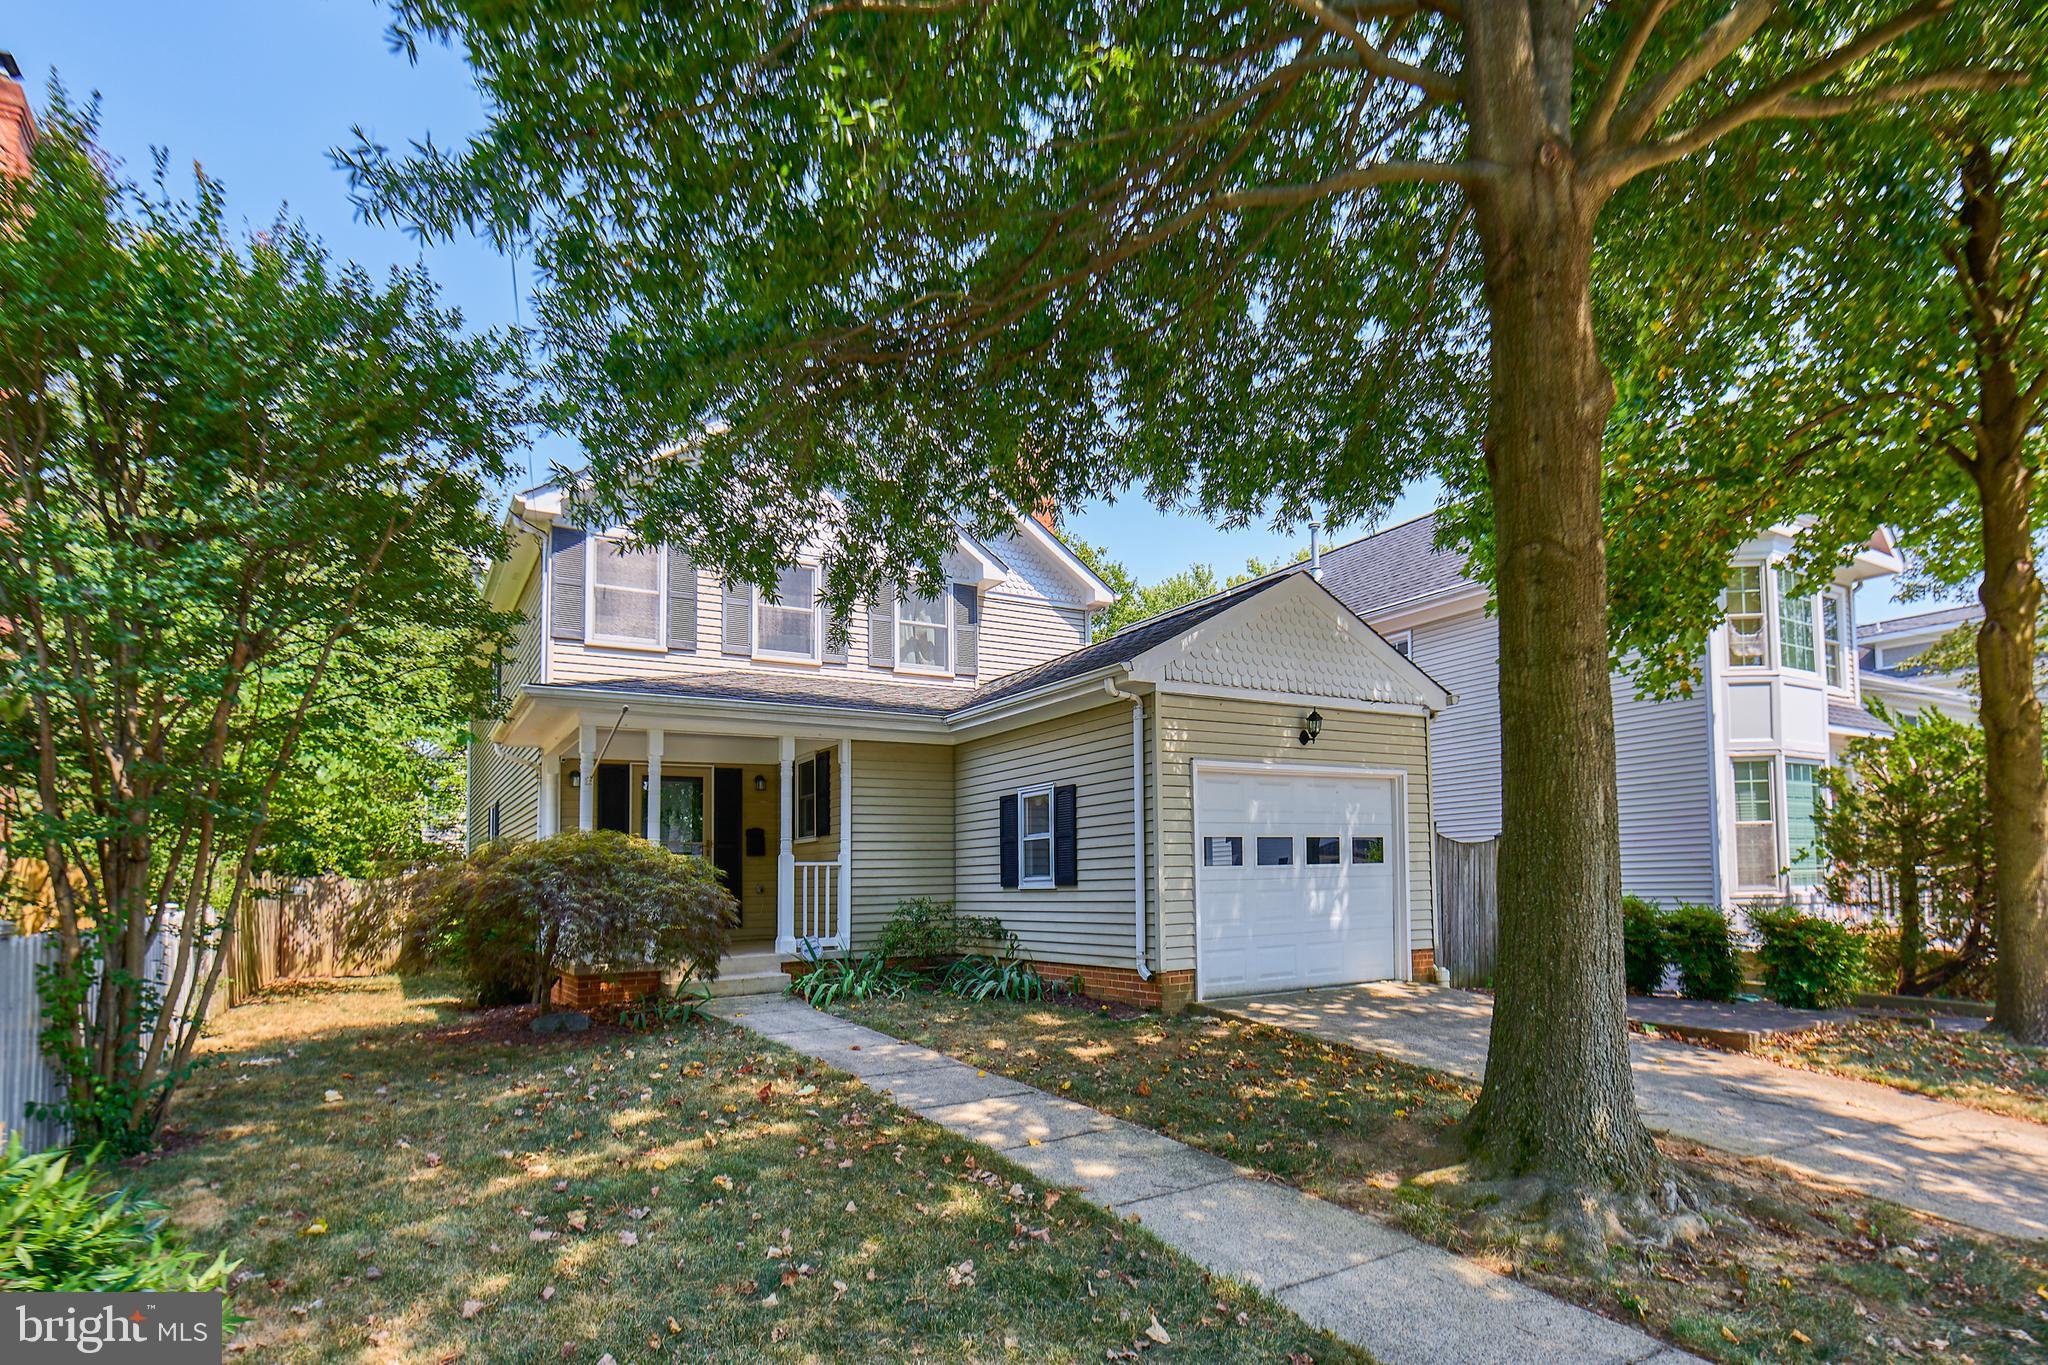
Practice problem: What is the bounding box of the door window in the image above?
[660,775,705,856]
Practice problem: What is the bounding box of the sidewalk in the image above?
[1216,983,2048,1243]
[708,994,1691,1365]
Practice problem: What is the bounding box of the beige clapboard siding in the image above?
[542,550,1087,691]
[848,741,956,943]
[467,562,546,848]
[952,699,1146,969]
[1154,693,1435,973]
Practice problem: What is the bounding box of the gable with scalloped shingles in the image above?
[1155,592,1429,707]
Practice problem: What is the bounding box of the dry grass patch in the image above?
[835,993,2048,1365]
[111,977,1365,1363]
[1756,1018,2048,1125]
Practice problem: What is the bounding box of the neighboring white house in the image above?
[1310,513,1902,910]
[1857,604,1981,723]
[467,483,1451,1009]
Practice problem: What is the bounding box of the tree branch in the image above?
[1578,0,1679,151]
[1609,0,1777,147]
[1282,0,1463,99]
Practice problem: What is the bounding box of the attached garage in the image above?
[1193,764,1409,999]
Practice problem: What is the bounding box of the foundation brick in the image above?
[1411,948,1435,980]
[551,967,662,1011]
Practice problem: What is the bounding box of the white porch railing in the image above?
[780,861,846,955]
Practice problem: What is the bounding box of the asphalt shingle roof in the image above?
[1827,701,1893,735]
[1856,603,1982,641]
[1312,513,1476,617]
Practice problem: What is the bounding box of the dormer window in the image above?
[895,592,952,674]
[589,538,663,647]
[755,564,820,662]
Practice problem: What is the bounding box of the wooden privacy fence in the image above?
[2,876,391,1150]
[1435,832,1499,988]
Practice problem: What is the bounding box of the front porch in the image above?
[528,720,853,959]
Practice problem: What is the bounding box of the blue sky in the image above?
[7,3,1942,619]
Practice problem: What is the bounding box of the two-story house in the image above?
[467,484,1450,1010]
[1309,513,1902,910]
[1857,604,1981,723]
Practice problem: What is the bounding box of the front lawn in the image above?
[1756,1017,2048,1125]
[832,993,2048,1365]
[113,977,1364,1363]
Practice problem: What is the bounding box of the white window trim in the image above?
[585,536,667,652]
[1774,567,1820,677]
[1821,589,1850,692]
[893,590,955,677]
[1385,630,1413,658]
[751,567,824,665]
[794,751,830,842]
[1730,755,1780,892]
[1017,783,1055,889]
[1783,758,1825,889]
[1722,563,1771,673]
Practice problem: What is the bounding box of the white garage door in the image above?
[1196,768,1401,998]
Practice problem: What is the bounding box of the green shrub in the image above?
[788,945,917,1007]
[944,951,1047,1002]
[1750,905,1870,1009]
[0,1136,234,1293]
[617,974,714,1030]
[875,897,1005,964]
[1661,904,1739,1001]
[1621,896,1669,996]
[397,830,735,1005]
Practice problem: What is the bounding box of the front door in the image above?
[659,774,706,857]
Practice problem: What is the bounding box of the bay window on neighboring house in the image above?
[1732,758,1778,890]
[755,564,821,662]
[1775,569,1817,673]
[1784,760,1824,889]
[1723,566,1767,667]
[895,592,952,674]
[589,537,663,647]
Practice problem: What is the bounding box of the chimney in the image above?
[1032,500,1058,533]
[0,52,32,181]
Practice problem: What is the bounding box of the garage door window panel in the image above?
[1305,836,1341,866]
[1352,836,1385,864]
[1256,836,1293,867]
[1204,836,1243,867]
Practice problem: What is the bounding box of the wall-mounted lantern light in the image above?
[569,770,582,788]
[755,773,768,792]
[1298,710,1323,746]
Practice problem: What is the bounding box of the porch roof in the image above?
[528,668,968,717]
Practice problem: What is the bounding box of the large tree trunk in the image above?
[1957,140,2048,1045]
[1459,11,1656,1187]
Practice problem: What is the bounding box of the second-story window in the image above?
[1776,570,1817,673]
[590,538,662,646]
[1723,566,1766,667]
[895,592,951,673]
[1822,593,1847,687]
[756,565,820,662]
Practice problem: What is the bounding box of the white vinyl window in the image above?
[1732,759,1778,889]
[755,564,820,662]
[589,538,663,647]
[1386,631,1413,658]
[1822,592,1848,688]
[1777,570,1817,673]
[895,592,952,674]
[1018,786,1054,887]
[1723,566,1766,668]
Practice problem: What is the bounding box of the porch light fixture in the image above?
[1298,710,1323,746]
[755,774,768,792]
[569,771,581,788]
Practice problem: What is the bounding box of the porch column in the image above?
[645,728,665,844]
[577,723,596,832]
[836,737,852,949]
[538,751,560,836]
[776,734,796,951]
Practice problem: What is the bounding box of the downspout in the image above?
[1104,678,1152,981]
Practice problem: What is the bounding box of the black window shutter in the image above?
[550,527,585,640]
[1053,784,1079,886]
[998,793,1019,889]
[816,751,832,838]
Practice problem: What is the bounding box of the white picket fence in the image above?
[0,919,225,1153]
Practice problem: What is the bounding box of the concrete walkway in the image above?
[1215,983,2048,1244]
[708,994,1689,1365]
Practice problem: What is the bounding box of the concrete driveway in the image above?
[1213,983,2048,1244]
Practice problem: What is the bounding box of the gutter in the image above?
[1103,676,1151,982]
